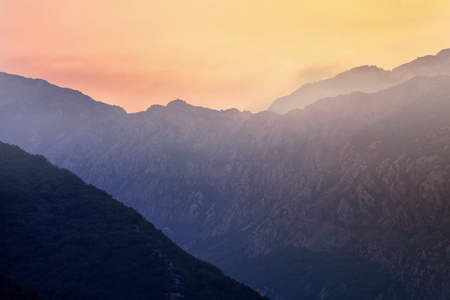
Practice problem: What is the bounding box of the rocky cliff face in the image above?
[1,71,450,299]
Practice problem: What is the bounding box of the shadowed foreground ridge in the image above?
[0,142,266,300]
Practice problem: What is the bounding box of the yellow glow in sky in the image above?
[1,0,450,112]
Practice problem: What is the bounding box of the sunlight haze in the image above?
[1,0,449,112]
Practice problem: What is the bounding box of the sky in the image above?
[1,0,450,113]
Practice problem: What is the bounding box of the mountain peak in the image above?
[167,99,189,107]
[333,65,387,81]
[268,65,390,114]
[347,65,383,72]
[143,99,193,115]
[437,48,450,57]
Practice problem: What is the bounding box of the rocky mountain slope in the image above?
[1,58,450,299]
[269,48,450,114]
[0,141,266,300]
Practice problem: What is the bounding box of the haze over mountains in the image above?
[269,48,450,114]
[1,49,450,299]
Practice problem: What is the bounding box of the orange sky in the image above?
[1,0,450,113]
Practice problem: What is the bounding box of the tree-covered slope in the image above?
[0,142,266,300]
[0,273,47,300]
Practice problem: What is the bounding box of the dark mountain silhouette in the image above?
[0,141,266,300]
[0,273,47,300]
[1,49,450,299]
[269,48,450,114]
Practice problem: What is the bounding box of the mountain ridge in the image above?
[269,48,450,114]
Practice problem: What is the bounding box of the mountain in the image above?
[0,141,266,300]
[1,51,450,299]
[269,48,450,114]
[0,273,47,300]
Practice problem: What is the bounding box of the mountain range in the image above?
[1,49,450,299]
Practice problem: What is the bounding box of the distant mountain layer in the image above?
[0,142,266,300]
[269,48,450,114]
[1,50,450,299]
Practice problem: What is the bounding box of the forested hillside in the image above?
[0,142,266,300]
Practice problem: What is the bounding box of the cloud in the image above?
[295,65,343,85]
